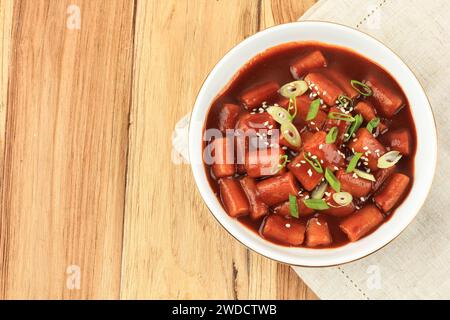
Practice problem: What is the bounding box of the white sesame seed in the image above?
[295,163,301,167]
[307,169,313,177]
[285,223,291,228]
[363,146,369,150]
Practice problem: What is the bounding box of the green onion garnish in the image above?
[351,80,373,97]
[279,80,309,99]
[289,194,299,218]
[366,117,380,134]
[281,121,301,148]
[344,114,363,142]
[278,154,290,169]
[328,112,355,122]
[353,169,376,181]
[266,106,292,125]
[346,152,363,173]
[337,95,353,109]
[311,181,328,200]
[326,127,338,144]
[377,151,402,169]
[304,152,323,174]
[332,192,353,206]
[325,167,340,192]
[303,199,330,210]
[288,96,298,120]
[306,99,321,121]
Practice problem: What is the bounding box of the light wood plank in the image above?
[122,0,317,299]
[0,0,135,299]
[0,0,14,297]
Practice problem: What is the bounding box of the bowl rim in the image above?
[188,20,437,267]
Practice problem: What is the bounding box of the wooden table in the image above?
[0,0,317,299]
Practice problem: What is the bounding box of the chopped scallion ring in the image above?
[288,96,297,121]
[353,169,376,181]
[311,181,328,200]
[366,117,380,134]
[289,194,299,218]
[332,192,353,206]
[279,80,309,98]
[306,99,321,121]
[344,114,363,142]
[303,199,330,210]
[266,106,292,125]
[326,127,338,144]
[325,167,340,192]
[328,112,355,122]
[304,152,323,174]
[337,95,353,109]
[351,80,373,97]
[346,152,363,173]
[281,122,301,148]
[377,151,402,168]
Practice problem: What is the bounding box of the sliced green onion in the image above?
[337,95,353,109]
[351,80,373,97]
[332,192,353,206]
[326,127,338,144]
[353,168,376,181]
[303,199,330,210]
[328,112,355,122]
[377,151,402,169]
[288,96,297,120]
[281,121,301,148]
[366,117,380,134]
[325,167,340,192]
[311,182,328,200]
[279,80,308,98]
[346,152,363,173]
[304,152,323,174]
[289,194,299,218]
[344,114,363,142]
[306,99,321,121]
[266,106,291,125]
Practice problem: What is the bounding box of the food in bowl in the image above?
[202,41,416,249]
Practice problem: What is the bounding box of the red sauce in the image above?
[203,42,416,249]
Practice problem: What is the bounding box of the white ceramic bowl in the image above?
[189,21,437,266]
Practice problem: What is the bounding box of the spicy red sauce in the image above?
[203,42,416,249]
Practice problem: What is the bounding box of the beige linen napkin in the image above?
[172,0,450,299]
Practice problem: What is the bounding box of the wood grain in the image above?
[0,0,318,299]
[0,0,135,299]
[121,0,317,299]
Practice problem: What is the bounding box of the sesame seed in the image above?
[263,121,269,126]
[307,169,313,177]
[363,146,369,150]
[295,163,301,167]
[285,223,291,228]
